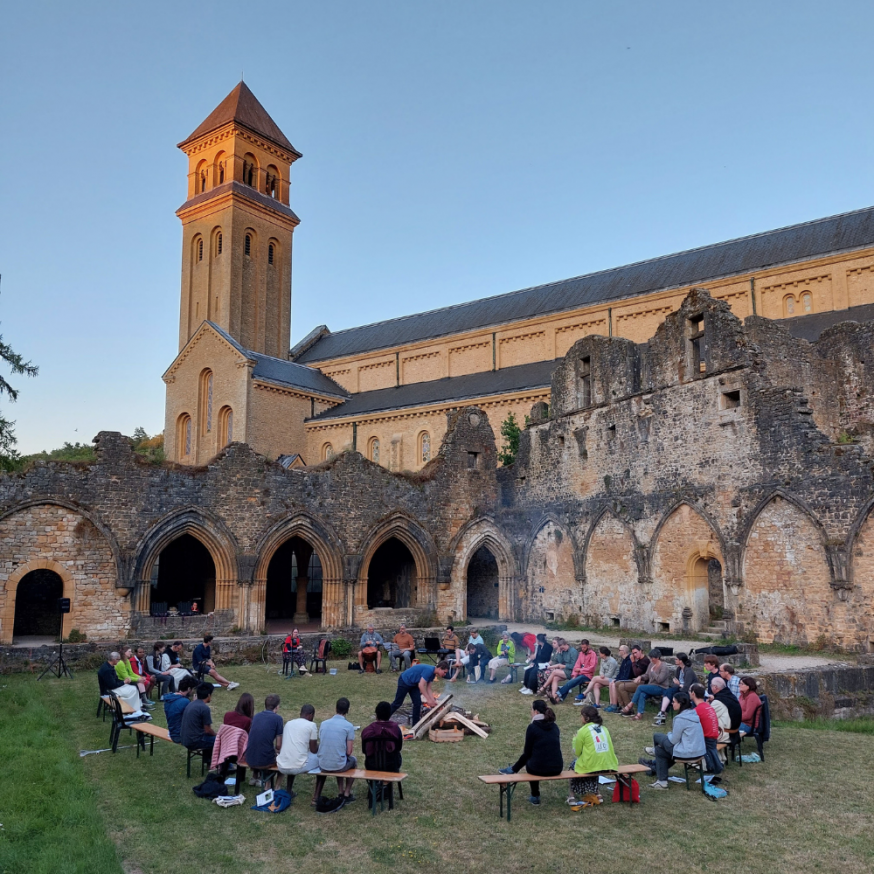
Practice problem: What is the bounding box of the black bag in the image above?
[193,778,226,799]
[315,795,345,813]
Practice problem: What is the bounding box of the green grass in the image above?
[1,666,873,874]
[774,716,874,735]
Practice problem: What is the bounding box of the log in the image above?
[447,711,489,739]
[411,694,454,739]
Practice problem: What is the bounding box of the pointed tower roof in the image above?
[179,82,300,156]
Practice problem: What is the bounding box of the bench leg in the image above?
[136,733,141,758]
[235,765,246,795]
[149,734,155,756]
[505,782,517,822]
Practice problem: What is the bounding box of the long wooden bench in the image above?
[233,759,407,816]
[131,722,171,757]
[478,764,650,821]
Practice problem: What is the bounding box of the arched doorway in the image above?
[13,569,63,638]
[687,555,723,631]
[367,538,417,609]
[265,537,323,627]
[466,546,499,619]
[152,534,216,613]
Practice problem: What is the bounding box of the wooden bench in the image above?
[233,761,407,816]
[131,722,171,757]
[478,764,650,821]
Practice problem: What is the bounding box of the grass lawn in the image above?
[1,664,872,874]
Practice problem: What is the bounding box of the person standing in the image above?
[498,700,563,806]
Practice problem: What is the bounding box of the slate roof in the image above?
[309,359,556,422]
[295,205,874,364]
[205,322,349,399]
[779,302,874,342]
[176,181,300,223]
[179,82,301,156]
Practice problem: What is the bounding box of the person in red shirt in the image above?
[555,640,599,703]
[690,683,723,776]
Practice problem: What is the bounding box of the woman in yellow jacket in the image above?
[569,705,618,808]
[115,646,152,709]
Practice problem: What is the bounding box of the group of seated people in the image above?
[164,687,403,813]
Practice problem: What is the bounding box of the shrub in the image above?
[330,638,352,659]
[65,628,87,643]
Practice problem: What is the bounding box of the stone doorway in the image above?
[687,555,724,631]
[152,534,216,613]
[13,569,63,638]
[366,538,417,609]
[466,546,499,619]
[265,537,323,626]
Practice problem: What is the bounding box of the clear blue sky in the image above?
[1,2,872,453]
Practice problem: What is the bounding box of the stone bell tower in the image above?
[176,82,301,358]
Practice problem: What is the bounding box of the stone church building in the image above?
[2,85,873,650]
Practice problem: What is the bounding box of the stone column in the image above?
[292,541,313,625]
[134,581,151,614]
[321,578,346,628]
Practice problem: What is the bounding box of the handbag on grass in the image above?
[611,777,640,803]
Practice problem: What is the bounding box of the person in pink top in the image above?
[738,677,762,735]
[554,640,598,703]
[690,683,723,776]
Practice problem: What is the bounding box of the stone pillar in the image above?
[291,542,313,625]
[321,578,346,628]
[134,581,151,614]
[498,575,516,622]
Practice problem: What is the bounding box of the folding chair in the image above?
[362,736,404,815]
[310,638,331,674]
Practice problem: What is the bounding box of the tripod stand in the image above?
[38,638,73,680]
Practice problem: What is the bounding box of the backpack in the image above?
[693,645,739,656]
[611,777,640,803]
[315,795,345,813]
[193,777,226,799]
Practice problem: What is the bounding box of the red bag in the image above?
[612,777,640,803]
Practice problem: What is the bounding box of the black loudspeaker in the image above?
[58,598,71,614]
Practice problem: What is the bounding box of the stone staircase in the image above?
[698,620,728,641]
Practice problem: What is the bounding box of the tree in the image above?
[497,412,522,466]
[0,321,38,471]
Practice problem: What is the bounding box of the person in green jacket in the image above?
[115,647,153,709]
[487,632,517,683]
[568,705,618,808]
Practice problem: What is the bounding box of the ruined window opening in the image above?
[658,621,670,633]
[545,611,555,622]
[579,356,592,407]
[558,435,565,449]
[687,314,706,375]
[468,451,480,470]
[721,389,741,410]
[611,617,620,627]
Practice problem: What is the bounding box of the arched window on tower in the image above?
[216,231,223,256]
[243,153,258,188]
[200,171,207,193]
[369,437,380,464]
[199,369,213,434]
[783,294,796,317]
[801,291,812,313]
[419,431,431,465]
[197,238,204,262]
[178,414,192,459]
[268,243,275,265]
[322,442,334,461]
[266,165,279,199]
[218,162,225,184]
[245,234,252,257]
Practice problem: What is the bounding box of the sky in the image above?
[1,2,873,453]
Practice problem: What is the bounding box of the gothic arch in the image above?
[1,559,75,643]
[521,513,584,582]
[843,493,874,584]
[582,505,645,579]
[522,516,580,624]
[650,498,727,561]
[739,489,828,554]
[133,506,238,583]
[357,512,438,586]
[448,516,518,621]
[253,511,345,584]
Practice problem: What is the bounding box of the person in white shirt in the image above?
[276,703,320,802]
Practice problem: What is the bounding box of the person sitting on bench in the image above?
[640,690,705,790]
[653,653,697,725]
[130,646,156,701]
[162,642,194,688]
[498,699,563,806]
[449,628,484,680]
[712,676,742,733]
[568,704,618,807]
[162,675,199,742]
[245,694,284,784]
[620,649,671,720]
[738,677,762,735]
[277,703,320,803]
[223,692,255,733]
[520,634,553,695]
[390,661,449,726]
[192,634,239,690]
[98,651,144,711]
[316,698,358,808]
[115,647,155,709]
[439,626,461,658]
[487,631,516,683]
[389,624,416,672]
[358,625,385,674]
[577,646,620,707]
[362,701,404,772]
[148,642,176,695]
[180,682,218,764]
[612,645,650,712]
[690,683,723,776]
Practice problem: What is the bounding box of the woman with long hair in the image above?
[224,691,255,732]
[498,699,563,805]
[568,704,618,808]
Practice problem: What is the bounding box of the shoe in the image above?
[574,694,585,702]
[344,794,355,804]
[573,698,585,706]
[141,701,155,709]
[520,688,533,695]
[501,677,512,684]
[358,669,365,674]
[649,781,669,790]
[499,766,515,775]
[637,757,656,776]
[466,678,476,684]
[631,714,643,721]
[488,678,497,683]
[653,716,666,726]
[620,711,634,718]
[566,796,578,805]
[376,669,382,674]
[528,796,541,806]
[645,746,655,756]
[227,682,240,690]
[604,705,620,713]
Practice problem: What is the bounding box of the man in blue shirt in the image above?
[192,634,238,690]
[390,660,450,726]
[161,675,199,743]
[245,694,284,783]
[357,625,386,674]
[315,698,357,807]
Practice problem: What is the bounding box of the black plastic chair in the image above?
[727,702,763,766]
[362,735,404,815]
[107,693,146,754]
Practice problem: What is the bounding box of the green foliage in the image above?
[65,628,87,643]
[25,441,97,464]
[497,412,522,466]
[0,320,38,470]
[131,427,165,464]
[330,638,352,659]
